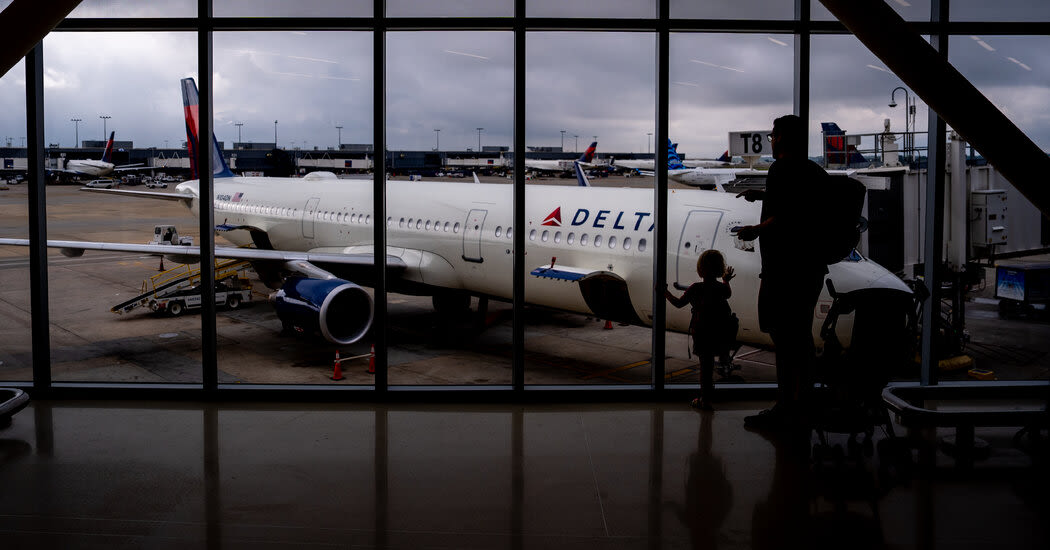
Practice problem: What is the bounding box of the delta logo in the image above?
[540,207,654,232]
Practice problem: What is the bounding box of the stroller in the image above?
[811,279,917,463]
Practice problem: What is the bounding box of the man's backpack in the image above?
[817,176,867,264]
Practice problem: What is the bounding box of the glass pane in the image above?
[0,58,31,382]
[388,0,511,18]
[528,0,653,18]
[214,31,375,385]
[813,0,930,22]
[43,32,201,384]
[812,34,929,385]
[387,31,513,386]
[952,0,1050,22]
[525,32,655,385]
[215,0,371,17]
[68,0,196,17]
[667,33,791,389]
[949,35,1050,382]
[672,0,793,20]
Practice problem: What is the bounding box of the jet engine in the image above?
[271,277,373,345]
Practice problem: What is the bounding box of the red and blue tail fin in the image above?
[717,150,730,163]
[181,77,235,180]
[577,141,598,163]
[821,122,867,166]
[101,131,115,163]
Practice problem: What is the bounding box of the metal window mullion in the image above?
[373,0,388,392]
[920,0,950,387]
[512,0,525,391]
[795,0,810,137]
[198,0,217,392]
[652,0,669,391]
[26,43,51,394]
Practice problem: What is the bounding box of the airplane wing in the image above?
[0,237,407,269]
[79,187,192,201]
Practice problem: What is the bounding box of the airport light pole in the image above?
[70,118,81,148]
[434,128,440,151]
[889,86,910,160]
[235,122,243,147]
[647,132,652,154]
[573,134,578,152]
[476,127,483,154]
[99,115,111,141]
[274,120,278,148]
[336,125,343,149]
[560,129,565,150]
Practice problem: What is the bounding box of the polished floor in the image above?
[0,398,1046,549]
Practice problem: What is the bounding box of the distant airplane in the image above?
[59,131,145,177]
[611,140,734,172]
[524,141,598,175]
[0,78,910,351]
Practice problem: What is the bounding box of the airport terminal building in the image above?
[0,2,1047,548]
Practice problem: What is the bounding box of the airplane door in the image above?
[302,197,320,239]
[462,208,487,263]
[674,210,724,289]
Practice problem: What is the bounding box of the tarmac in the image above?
[0,176,1046,386]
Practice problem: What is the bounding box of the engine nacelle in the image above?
[271,277,373,345]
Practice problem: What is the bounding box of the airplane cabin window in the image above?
[554,231,561,243]
[425,220,432,230]
[541,230,549,242]
[608,236,616,249]
[529,230,537,241]
[444,222,450,232]
[365,215,370,224]
[623,237,631,250]
[638,239,646,252]
[506,227,512,238]
[495,226,502,237]
[453,222,460,233]
[594,235,602,247]
[581,234,589,246]
[407,218,413,227]
[567,233,575,244]
[416,219,422,230]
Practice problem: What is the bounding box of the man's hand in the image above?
[735,189,765,202]
[735,225,759,241]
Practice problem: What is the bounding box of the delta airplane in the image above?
[0,78,911,350]
[59,131,144,177]
[523,142,598,175]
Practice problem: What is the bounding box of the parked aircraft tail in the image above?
[821,122,868,166]
[667,139,685,170]
[101,131,115,163]
[181,77,235,180]
[717,150,730,163]
[578,141,598,163]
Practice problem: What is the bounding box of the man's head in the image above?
[770,114,806,159]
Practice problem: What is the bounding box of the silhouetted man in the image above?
[735,114,829,430]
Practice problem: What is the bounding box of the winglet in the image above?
[181,77,235,180]
[573,161,590,187]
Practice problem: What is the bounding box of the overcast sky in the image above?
[0,1,1047,157]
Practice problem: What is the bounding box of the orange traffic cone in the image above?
[330,350,344,381]
[603,320,613,330]
[367,344,375,374]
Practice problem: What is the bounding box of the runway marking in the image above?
[581,359,650,380]
[666,367,697,379]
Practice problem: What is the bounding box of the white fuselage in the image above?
[65,159,115,177]
[178,175,910,347]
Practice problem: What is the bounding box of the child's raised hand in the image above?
[723,266,735,281]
